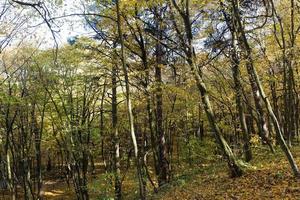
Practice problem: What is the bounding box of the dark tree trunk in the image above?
[154,6,169,186]
[230,35,252,162]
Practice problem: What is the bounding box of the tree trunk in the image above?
[116,0,146,198]
[112,64,122,200]
[230,35,252,162]
[170,0,244,177]
[231,0,300,177]
[154,6,169,186]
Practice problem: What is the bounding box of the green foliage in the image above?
[89,172,114,200]
[181,137,217,165]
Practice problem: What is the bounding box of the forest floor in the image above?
[151,145,300,200]
[2,143,300,199]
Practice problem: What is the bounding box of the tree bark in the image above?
[230,36,252,162]
[170,0,243,177]
[116,0,146,198]
[154,6,169,186]
[112,64,122,200]
[231,0,300,177]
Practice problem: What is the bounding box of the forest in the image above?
[1,0,300,199]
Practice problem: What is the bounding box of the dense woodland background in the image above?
[1,0,300,199]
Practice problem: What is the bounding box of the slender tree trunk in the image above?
[112,64,122,199]
[4,80,17,200]
[34,93,47,200]
[116,0,146,198]
[154,6,169,186]
[269,67,281,144]
[100,80,107,172]
[221,1,274,152]
[170,0,243,177]
[230,35,252,162]
[231,0,300,177]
